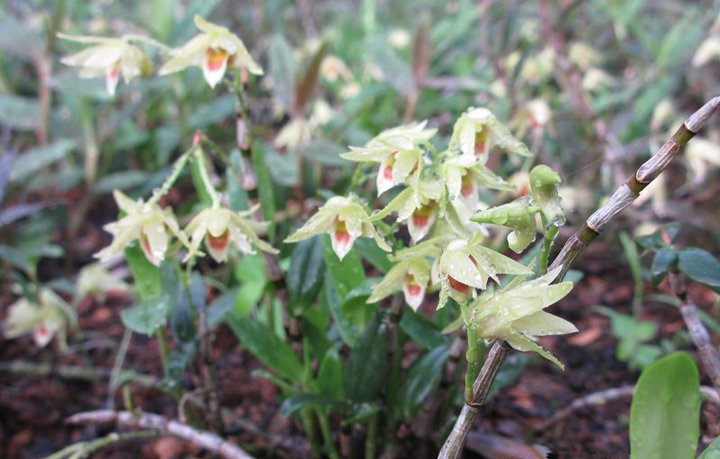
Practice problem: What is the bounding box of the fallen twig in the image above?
[66,409,253,459]
[536,384,720,430]
[669,271,720,387]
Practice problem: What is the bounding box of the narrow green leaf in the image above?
[698,436,720,459]
[0,94,41,131]
[227,312,304,381]
[280,393,343,417]
[294,43,327,114]
[287,236,326,311]
[251,142,276,239]
[323,271,361,347]
[678,249,720,293]
[354,238,393,273]
[364,35,413,96]
[344,311,390,403]
[318,349,344,399]
[124,243,161,299]
[651,248,677,287]
[323,234,365,298]
[11,140,76,182]
[233,254,267,316]
[269,34,298,111]
[630,352,700,459]
[121,295,170,336]
[207,288,238,328]
[400,344,450,418]
[399,310,449,350]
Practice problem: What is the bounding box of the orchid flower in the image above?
[440,154,515,210]
[341,121,436,195]
[465,267,576,368]
[367,258,432,310]
[284,196,390,260]
[95,190,194,267]
[448,107,532,161]
[370,179,444,243]
[4,288,72,347]
[433,236,533,309]
[159,15,262,88]
[58,33,154,96]
[184,205,278,263]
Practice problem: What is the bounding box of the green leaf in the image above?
[635,222,681,250]
[207,288,238,328]
[318,349,344,399]
[124,243,161,299]
[699,436,720,459]
[233,254,267,316]
[341,403,381,427]
[94,171,150,194]
[344,311,390,403]
[354,238,393,273]
[227,313,304,381]
[323,271,361,347]
[678,248,720,293]
[399,310,449,350]
[364,35,413,96]
[294,43,328,113]
[280,393,343,417]
[323,234,365,298]
[651,248,677,287]
[0,94,41,131]
[400,344,450,418]
[187,94,235,129]
[287,236,326,311]
[121,295,170,335]
[11,140,76,182]
[630,352,700,459]
[251,142,277,239]
[268,34,298,111]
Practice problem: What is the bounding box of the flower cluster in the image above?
[59,15,261,95]
[285,107,574,364]
[95,148,277,268]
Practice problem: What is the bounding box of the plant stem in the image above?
[439,341,509,459]
[316,410,341,459]
[156,326,169,373]
[107,328,133,409]
[193,148,222,207]
[548,97,719,281]
[365,415,378,459]
[441,97,720,457]
[538,217,559,275]
[301,409,322,458]
[147,147,195,206]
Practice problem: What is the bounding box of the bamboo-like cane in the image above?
[439,96,720,459]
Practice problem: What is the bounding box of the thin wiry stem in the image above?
[439,97,719,459]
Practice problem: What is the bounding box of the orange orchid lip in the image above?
[332,218,352,245]
[206,230,230,251]
[205,48,229,72]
